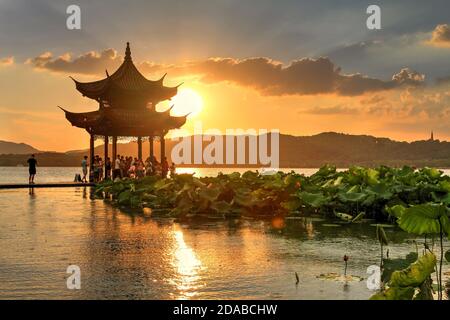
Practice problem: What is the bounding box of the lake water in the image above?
[0,187,433,300]
[2,167,450,185]
[0,167,323,184]
[0,167,448,300]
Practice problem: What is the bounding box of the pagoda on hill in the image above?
[60,42,188,181]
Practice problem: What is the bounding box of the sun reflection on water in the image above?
[170,227,204,299]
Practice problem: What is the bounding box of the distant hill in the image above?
[1,132,450,168]
[0,140,40,155]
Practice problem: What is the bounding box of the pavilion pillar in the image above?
[104,135,109,160]
[137,136,143,160]
[112,136,117,161]
[160,134,166,164]
[89,134,95,182]
[149,135,154,161]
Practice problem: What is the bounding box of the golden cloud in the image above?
[428,24,450,47]
[26,49,425,97]
[0,56,14,66]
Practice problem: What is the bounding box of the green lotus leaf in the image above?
[335,212,353,222]
[192,177,206,187]
[111,182,126,193]
[198,187,221,202]
[298,192,329,208]
[389,252,437,288]
[398,204,450,235]
[233,191,255,207]
[385,204,406,219]
[365,168,380,186]
[154,179,174,190]
[346,185,360,193]
[281,199,302,211]
[445,250,450,262]
[431,192,450,205]
[227,172,241,180]
[382,252,418,284]
[118,190,132,205]
[370,286,415,300]
[366,183,393,200]
[421,167,442,179]
[439,180,450,192]
[338,192,366,203]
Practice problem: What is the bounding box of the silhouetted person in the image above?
[81,156,88,183]
[105,157,111,180]
[113,155,122,179]
[161,156,169,178]
[170,162,176,177]
[27,154,37,184]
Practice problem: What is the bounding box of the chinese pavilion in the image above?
[60,42,188,180]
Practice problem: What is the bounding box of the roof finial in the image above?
[125,42,132,61]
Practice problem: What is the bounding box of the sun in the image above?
[171,88,203,117]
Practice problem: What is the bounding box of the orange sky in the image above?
[2,1,450,151]
[0,59,446,152]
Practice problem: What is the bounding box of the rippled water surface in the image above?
[0,187,428,300]
[0,167,325,184]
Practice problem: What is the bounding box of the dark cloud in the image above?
[26,49,122,75]
[27,49,425,96]
[188,58,425,96]
[429,24,450,47]
[191,57,337,95]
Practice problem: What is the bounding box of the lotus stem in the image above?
[380,243,383,269]
[343,255,349,276]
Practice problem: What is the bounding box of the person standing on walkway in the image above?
[161,156,169,178]
[81,156,88,183]
[113,155,122,180]
[98,157,104,181]
[105,157,112,180]
[170,162,176,177]
[27,154,37,184]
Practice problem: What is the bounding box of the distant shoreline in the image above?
[2,132,450,168]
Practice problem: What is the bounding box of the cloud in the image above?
[428,24,450,47]
[27,49,425,96]
[326,41,382,63]
[392,68,426,85]
[299,105,357,115]
[0,56,14,66]
[362,86,450,119]
[26,49,122,75]
[184,57,425,96]
[400,88,450,118]
[360,95,386,106]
